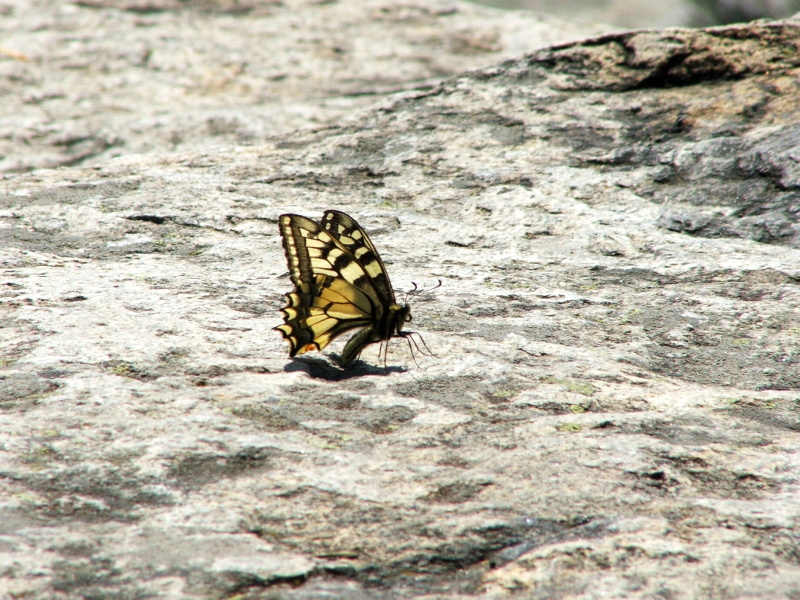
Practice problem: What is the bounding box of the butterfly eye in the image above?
[405,313,412,323]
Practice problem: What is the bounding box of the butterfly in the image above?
[274,210,432,366]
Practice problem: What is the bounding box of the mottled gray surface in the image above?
[475,0,800,27]
[1,2,800,599]
[0,0,611,173]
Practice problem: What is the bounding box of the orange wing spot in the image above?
[303,343,318,353]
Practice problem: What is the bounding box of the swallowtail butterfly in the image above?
[274,210,429,366]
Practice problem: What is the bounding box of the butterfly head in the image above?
[391,303,412,334]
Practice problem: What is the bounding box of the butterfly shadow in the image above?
[283,355,407,380]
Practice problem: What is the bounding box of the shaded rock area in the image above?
[2,1,800,599]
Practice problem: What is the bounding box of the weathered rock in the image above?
[1,2,799,599]
[0,0,612,173]
[486,0,800,28]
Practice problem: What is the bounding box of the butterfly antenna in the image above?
[403,282,419,305]
[411,279,442,296]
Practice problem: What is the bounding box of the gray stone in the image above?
[1,1,799,599]
[0,0,614,173]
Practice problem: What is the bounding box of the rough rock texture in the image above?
[482,0,800,28]
[2,2,800,599]
[0,0,611,173]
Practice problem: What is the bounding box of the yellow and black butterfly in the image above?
[274,210,432,366]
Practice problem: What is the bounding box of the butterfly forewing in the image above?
[321,210,396,303]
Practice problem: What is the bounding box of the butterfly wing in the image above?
[321,210,396,304]
[274,214,385,359]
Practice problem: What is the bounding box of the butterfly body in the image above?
[274,210,412,366]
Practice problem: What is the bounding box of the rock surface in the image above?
[478,0,800,28]
[1,1,800,599]
[0,0,612,173]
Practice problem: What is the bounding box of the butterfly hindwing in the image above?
[274,212,412,365]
